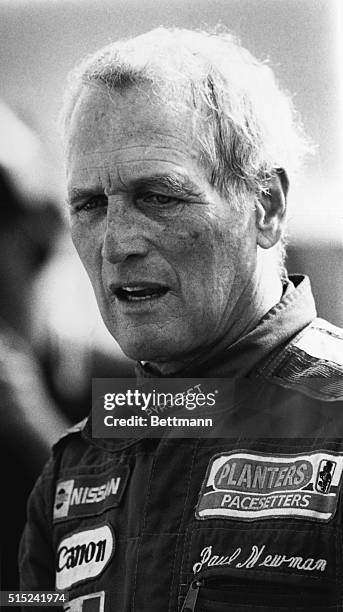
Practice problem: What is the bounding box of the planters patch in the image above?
[196,450,343,522]
[53,465,129,522]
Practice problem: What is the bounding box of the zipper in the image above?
[181,570,331,611]
[181,578,204,612]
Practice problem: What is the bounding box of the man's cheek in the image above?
[72,231,102,270]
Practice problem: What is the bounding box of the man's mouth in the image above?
[113,285,169,302]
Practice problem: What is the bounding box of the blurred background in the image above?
[0,0,342,590]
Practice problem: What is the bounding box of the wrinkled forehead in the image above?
[65,83,197,164]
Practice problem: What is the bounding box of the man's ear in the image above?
[255,168,289,249]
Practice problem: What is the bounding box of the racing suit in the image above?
[19,276,343,611]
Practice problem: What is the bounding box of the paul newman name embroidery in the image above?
[193,544,327,574]
[196,451,343,522]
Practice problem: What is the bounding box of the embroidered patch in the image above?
[192,543,327,575]
[53,465,129,522]
[56,525,114,590]
[64,591,105,611]
[295,319,343,366]
[196,450,343,522]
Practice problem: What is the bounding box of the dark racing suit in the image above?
[19,276,343,611]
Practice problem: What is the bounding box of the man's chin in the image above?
[118,342,168,364]
[114,333,183,365]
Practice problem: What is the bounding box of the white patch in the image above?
[196,450,343,522]
[295,319,343,366]
[63,591,105,611]
[56,525,114,590]
[54,480,74,520]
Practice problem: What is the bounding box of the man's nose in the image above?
[101,196,149,264]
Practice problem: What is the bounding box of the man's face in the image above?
[66,85,258,362]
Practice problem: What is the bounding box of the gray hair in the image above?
[61,27,312,272]
[62,27,311,193]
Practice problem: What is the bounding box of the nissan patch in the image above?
[53,465,129,522]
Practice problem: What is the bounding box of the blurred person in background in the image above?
[19,28,343,611]
[0,101,70,589]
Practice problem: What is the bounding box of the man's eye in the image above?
[139,193,180,206]
[78,195,107,212]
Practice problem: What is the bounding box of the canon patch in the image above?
[196,450,343,522]
[56,524,114,590]
[53,465,129,522]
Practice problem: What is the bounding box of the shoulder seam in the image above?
[52,417,88,450]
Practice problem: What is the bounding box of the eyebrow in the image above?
[67,172,205,206]
[129,173,204,198]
